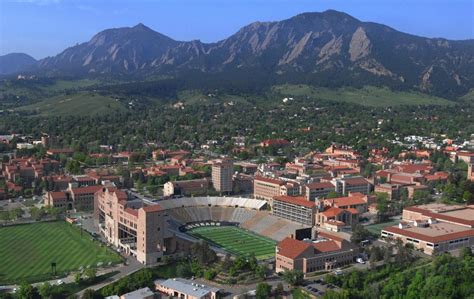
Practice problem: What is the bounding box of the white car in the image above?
[57,280,64,285]
[356,258,365,264]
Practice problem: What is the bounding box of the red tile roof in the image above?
[458,151,474,157]
[143,205,162,212]
[321,207,345,217]
[344,177,370,185]
[71,185,102,195]
[347,208,359,214]
[318,231,344,242]
[277,237,311,259]
[313,240,341,253]
[254,176,285,186]
[325,196,367,207]
[49,191,67,201]
[273,195,315,208]
[382,226,474,243]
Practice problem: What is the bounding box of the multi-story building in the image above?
[273,195,315,226]
[253,176,285,203]
[374,183,402,201]
[279,181,300,197]
[305,182,335,201]
[275,231,356,274]
[44,185,101,210]
[94,187,175,264]
[211,159,233,193]
[332,176,371,195]
[323,193,369,214]
[315,207,358,232]
[457,151,474,164]
[163,178,210,196]
[44,191,68,208]
[381,204,474,255]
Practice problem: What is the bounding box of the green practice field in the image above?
[0,221,122,284]
[365,219,400,235]
[188,226,276,260]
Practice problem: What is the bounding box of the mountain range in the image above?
[1,10,473,97]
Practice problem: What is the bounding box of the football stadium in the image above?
[157,197,308,259]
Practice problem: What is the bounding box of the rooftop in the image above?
[121,287,155,299]
[273,195,315,208]
[325,195,367,207]
[306,182,335,189]
[405,204,474,227]
[254,176,285,185]
[383,222,474,243]
[155,278,219,298]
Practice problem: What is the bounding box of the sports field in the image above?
[0,221,122,284]
[365,219,400,235]
[188,226,276,260]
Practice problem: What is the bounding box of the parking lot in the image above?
[304,277,340,297]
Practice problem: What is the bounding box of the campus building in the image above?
[305,182,335,201]
[381,204,474,255]
[44,185,101,210]
[273,195,316,226]
[155,278,221,299]
[332,176,371,195]
[275,231,356,274]
[313,193,369,232]
[163,178,210,196]
[94,187,175,264]
[211,159,233,193]
[374,183,402,201]
[253,176,285,202]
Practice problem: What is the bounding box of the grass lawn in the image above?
[41,79,101,92]
[273,84,454,107]
[365,219,400,235]
[17,92,126,116]
[0,221,122,284]
[188,226,276,260]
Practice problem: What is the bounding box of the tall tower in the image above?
[212,159,234,193]
[468,163,474,182]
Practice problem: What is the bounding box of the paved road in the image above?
[75,256,143,297]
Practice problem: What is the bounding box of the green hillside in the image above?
[17,92,126,116]
[273,85,454,107]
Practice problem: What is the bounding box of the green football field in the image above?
[0,221,122,284]
[188,226,276,260]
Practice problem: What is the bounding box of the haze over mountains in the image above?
[1,10,473,97]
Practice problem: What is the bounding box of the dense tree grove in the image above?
[323,250,474,299]
[1,87,473,160]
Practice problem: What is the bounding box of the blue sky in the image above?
[1,0,473,59]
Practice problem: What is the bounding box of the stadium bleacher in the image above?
[161,196,304,241]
